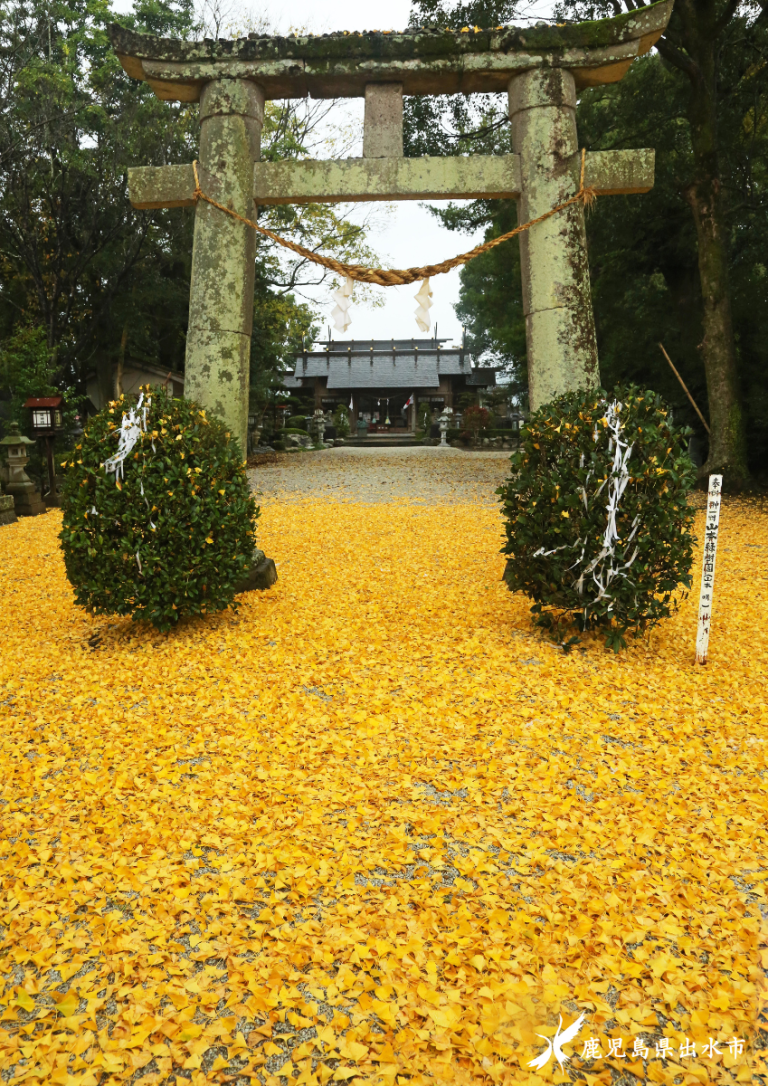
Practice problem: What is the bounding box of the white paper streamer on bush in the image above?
[100,392,153,574]
[102,392,150,480]
[414,278,433,333]
[532,400,640,614]
[331,277,354,332]
[574,399,639,607]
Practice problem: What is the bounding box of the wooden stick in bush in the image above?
[658,343,710,435]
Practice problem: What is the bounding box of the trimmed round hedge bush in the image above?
[59,387,259,631]
[497,386,696,650]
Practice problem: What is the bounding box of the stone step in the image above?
[345,435,421,447]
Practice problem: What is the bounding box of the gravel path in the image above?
[247,445,511,505]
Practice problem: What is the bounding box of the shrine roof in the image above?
[325,355,440,390]
[316,338,455,350]
[108,0,673,100]
[291,349,497,389]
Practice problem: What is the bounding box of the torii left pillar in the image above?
[185,79,264,456]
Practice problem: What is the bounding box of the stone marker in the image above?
[235,548,278,594]
[108,0,673,448]
[0,493,17,527]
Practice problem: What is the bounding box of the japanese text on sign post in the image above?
[695,474,722,666]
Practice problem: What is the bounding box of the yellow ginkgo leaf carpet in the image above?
[0,469,766,1086]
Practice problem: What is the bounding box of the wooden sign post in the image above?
[695,474,723,666]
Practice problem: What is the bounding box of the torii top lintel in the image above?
[107,0,672,103]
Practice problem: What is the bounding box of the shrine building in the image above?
[284,338,498,430]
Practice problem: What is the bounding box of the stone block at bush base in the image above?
[0,494,17,526]
[235,549,278,594]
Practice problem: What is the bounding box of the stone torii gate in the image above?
[108,0,673,453]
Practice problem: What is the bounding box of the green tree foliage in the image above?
[404,0,526,391]
[498,387,696,651]
[409,0,768,482]
[332,404,350,437]
[0,0,381,419]
[0,326,56,422]
[59,386,258,631]
[404,0,518,157]
[417,401,433,434]
[576,36,768,481]
[557,0,765,490]
[249,285,316,418]
[448,200,527,397]
[0,0,199,399]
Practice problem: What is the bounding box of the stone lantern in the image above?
[437,407,453,448]
[25,396,65,507]
[311,409,327,447]
[0,423,46,517]
[247,413,264,455]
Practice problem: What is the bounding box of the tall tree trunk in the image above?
[96,354,114,410]
[661,4,750,489]
[685,84,749,487]
[115,323,128,398]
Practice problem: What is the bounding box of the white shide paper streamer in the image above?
[414,278,433,333]
[331,277,354,332]
[100,391,153,574]
[532,399,640,617]
[102,392,150,480]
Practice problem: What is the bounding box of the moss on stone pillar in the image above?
[508,68,599,411]
[185,78,264,456]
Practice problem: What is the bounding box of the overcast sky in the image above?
[111,0,555,344]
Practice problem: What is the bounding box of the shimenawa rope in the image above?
[191,149,596,288]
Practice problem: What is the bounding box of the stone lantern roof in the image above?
[0,422,35,447]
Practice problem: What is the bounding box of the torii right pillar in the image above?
[509,69,598,411]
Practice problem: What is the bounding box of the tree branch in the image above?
[655,35,701,84]
[712,0,740,40]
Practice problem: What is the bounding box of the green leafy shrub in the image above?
[287,415,307,430]
[333,404,350,437]
[417,402,432,434]
[447,428,516,444]
[281,427,309,436]
[497,386,696,650]
[59,387,259,632]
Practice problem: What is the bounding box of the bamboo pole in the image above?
[658,343,710,434]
